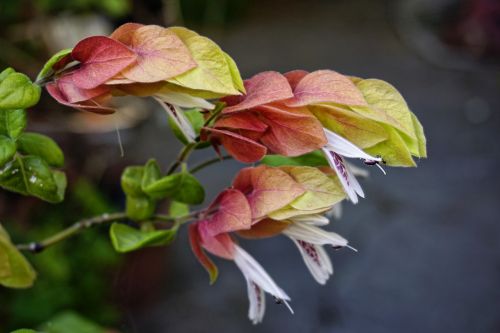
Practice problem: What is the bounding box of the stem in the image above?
[190,155,233,174]
[203,101,226,127]
[165,102,227,175]
[15,211,200,254]
[166,142,197,175]
[16,212,127,253]
[35,63,81,86]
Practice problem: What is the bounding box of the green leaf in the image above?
[17,132,64,167]
[283,166,345,211]
[171,172,205,204]
[223,51,245,93]
[169,201,189,218]
[125,195,156,220]
[353,79,416,139]
[141,159,161,190]
[168,108,206,145]
[167,28,241,96]
[0,70,41,110]
[0,68,15,81]
[268,166,345,220]
[109,222,177,253]
[0,109,26,138]
[309,104,388,149]
[10,329,40,333]
[410,112,427,158]
[0,135,16,167]
[365,126,416,167]
[0,224,37,288]
[52,170,67,202]
[41,311,105,333]
[0,156,66,203]
[36,48,72,82]
[121,166,144,197]
[143,170,205,204]
[262,150,328,167]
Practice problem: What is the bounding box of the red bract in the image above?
[46,81,114,114]
[206,127,267,163]
[189,223,235,284]
[283,69,308,90]
[205,71,327,162]
[110,24,197,83]
[57,75,110,103]
[254,104,327,156]
[285,70,367,107]
[71,36,137,89]
[233,165,305,220]
[204,189,252,236]
[222,71,293,113]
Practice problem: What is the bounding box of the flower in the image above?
[188,189,293,324]
[232,166,352,285]
[204,71,327,163]
[321,127,385,203]
[283,69,427,167]
[283,214,351,284]
[238,213,353,286]
[42,24,244,141]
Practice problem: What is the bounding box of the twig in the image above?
[202,101,226,127]
[15,211,200,254]
[190,155,233,174]
[166,142,197,175]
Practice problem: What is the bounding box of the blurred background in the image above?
[0,0,499,332]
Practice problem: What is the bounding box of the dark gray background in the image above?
[118,1,500,332]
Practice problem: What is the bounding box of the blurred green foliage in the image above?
[180,0,249,25]
[0,178,122,332]
[0,0,130,24]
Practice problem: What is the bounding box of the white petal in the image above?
[155,91,215,110]
[290,238,333,285]
[324,128,382,162]
[325,203,343,220]
[233,245,294,314]
[246,277,266,324]
[346,161,370,178]
[283,222,348,247]
[323,148,364,203]
[155,98,196,142]
[290,214,330,226]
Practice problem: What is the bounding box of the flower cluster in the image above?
[189,165,351,323]
[40,22,427,324]
[43,23,244,141]
[205,70,426,203]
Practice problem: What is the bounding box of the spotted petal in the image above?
[290,239,333,285]
[322,149,364,203]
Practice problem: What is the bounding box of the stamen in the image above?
[273,296,294,314]
[346,244,358,252]
[375,163,387,175]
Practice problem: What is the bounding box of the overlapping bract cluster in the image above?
[42,23,244,114]
[206,69,426,167]
[189,165,350,323]
[39,23,428,324]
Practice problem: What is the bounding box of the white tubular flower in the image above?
[282,215,353,285]
[154,92,215,143]
[322,128,385,203]
[233,245,293,324]
[288,214,329,226]
[155,91,215,109]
